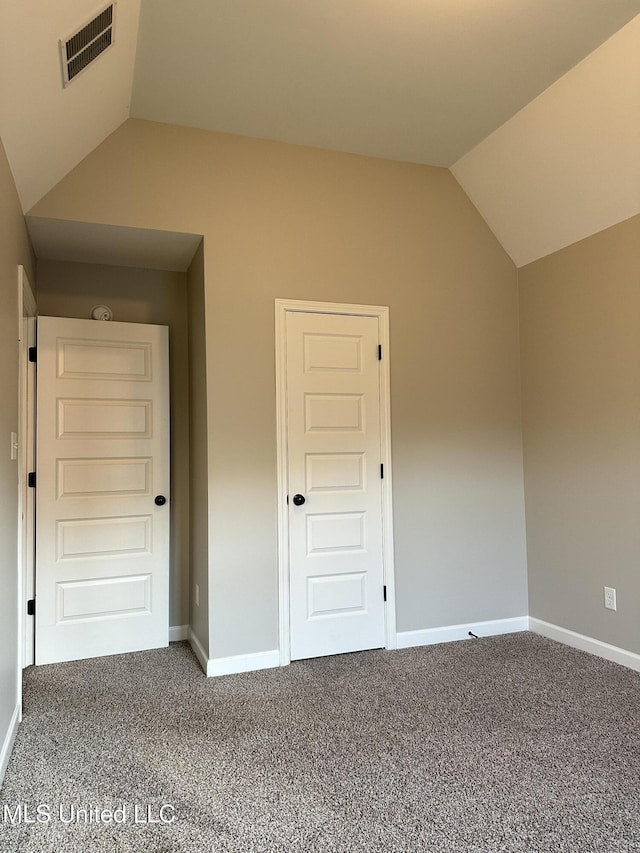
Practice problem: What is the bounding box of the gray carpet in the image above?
[1,633,639,852]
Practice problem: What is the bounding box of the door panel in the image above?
[56,574,151,621]
[307,572,367,617]
[36,316,170,665]
[305,453,364,492]
[57,457,152,499]
[57,398,152,438]
[56,338,151,380]
[286,311,385,660]
[304,394,364,431]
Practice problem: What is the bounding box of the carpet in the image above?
[1,632,639,852]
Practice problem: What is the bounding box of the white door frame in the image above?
[17,266,37,679]
[275,298,397,666]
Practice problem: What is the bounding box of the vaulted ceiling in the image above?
[1,1,639,265]
[130,0,639,168]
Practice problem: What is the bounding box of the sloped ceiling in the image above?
[452,16,640,267]
[0,0,141,213]
[130,0,640,168]
[1,1,639,265]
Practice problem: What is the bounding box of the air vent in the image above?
[60,3,116,87]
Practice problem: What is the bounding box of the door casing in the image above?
[18,266,37,673]
[275,298,397,666]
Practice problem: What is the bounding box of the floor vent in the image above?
[60,3,116,87]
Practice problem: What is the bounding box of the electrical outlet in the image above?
[10,432,18,461]
[604,586,617,611]
[195,584,200,608]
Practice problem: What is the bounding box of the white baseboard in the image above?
[187,630,279,677]
[529,617,640,673]
[188,629,209,674]
[206,649,280,678]
[169,625,189,642]
[0,704,20,789]
[181,616,640,676]
[396,616,529,649]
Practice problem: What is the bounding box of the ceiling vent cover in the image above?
[60,3,116,87]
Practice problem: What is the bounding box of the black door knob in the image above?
[155,495,167,506]
[292,494,306,506]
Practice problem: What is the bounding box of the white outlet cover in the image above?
[604,586,617,611]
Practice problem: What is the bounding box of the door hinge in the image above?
[27,472,36,488]
[27,599,35,616]
[28,347,37,363]
[383,585,387,602]
[380,463,384,479]
[378,344,382,360]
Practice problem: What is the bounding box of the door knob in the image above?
[155,495,167,506]
[292,494,306,506]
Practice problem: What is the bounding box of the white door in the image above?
[286,310,386,660]
[35,317,170,665]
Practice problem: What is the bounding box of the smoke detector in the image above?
[90,305,113,321]
[60,3,116,88]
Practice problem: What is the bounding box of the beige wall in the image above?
[31,118,528,659]
[520,214,640,654]
[0,138,35,774]
[186,242,209,655]
[36,260,190,628]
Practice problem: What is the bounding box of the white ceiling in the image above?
[452,15,640,267]
[130,0,640,166]
[0,0,141,212]
[1,1,639,266]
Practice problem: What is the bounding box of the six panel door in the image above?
[286,311,386,660]
[35,316,170,664]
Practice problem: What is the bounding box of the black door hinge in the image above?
[380,463,384,479]
[378,344,382,360]
[28,347,37,363]
[28,472,36,488]
[383,585,387,602]
[27,599,35,616]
